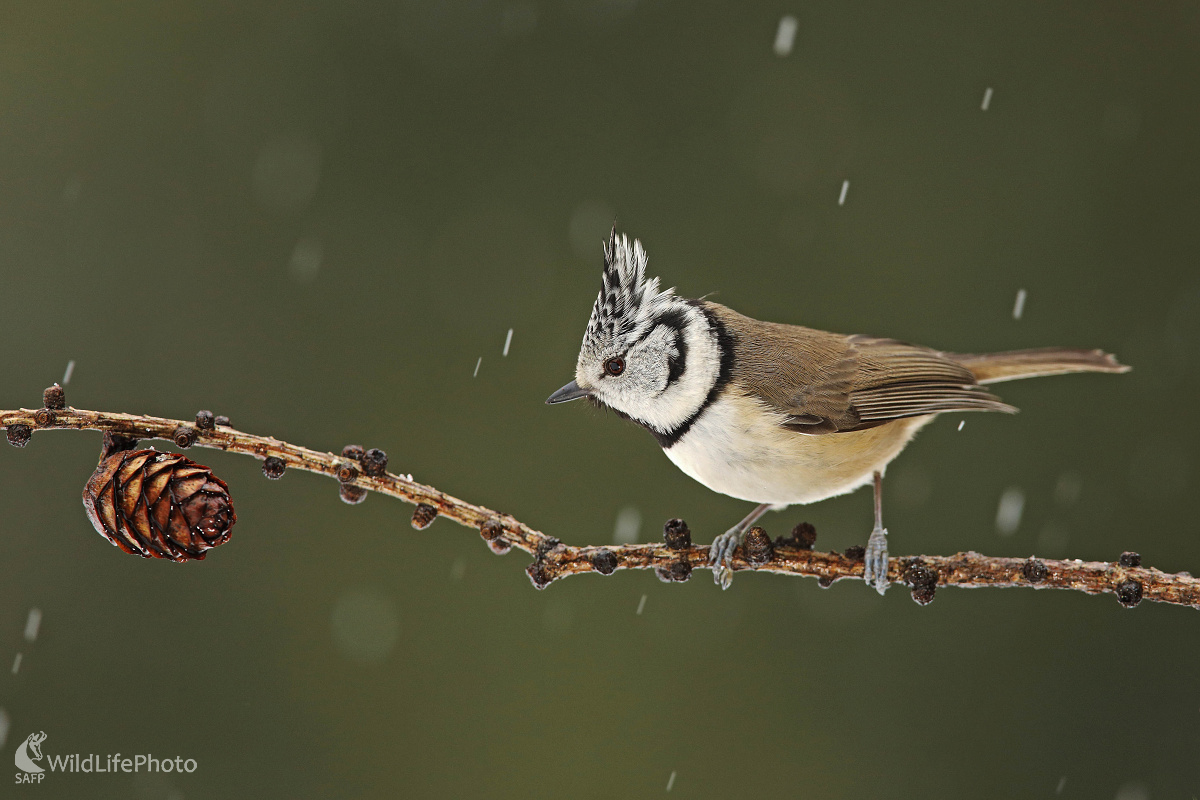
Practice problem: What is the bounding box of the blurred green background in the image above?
[2,2,1198,798]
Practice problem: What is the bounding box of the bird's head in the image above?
[547,229,724,443]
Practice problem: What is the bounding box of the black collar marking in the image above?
[652,301,733,449]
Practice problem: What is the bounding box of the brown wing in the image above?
[706,303,1016,434]
[848,336,1017,424]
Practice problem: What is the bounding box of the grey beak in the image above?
[546,380,591,405]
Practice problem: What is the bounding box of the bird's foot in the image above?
[709,528,744,590]
[864,526,889,595]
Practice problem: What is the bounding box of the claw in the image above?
[864,526,889,595]
[709,530,741,589]
[716,567,732,590]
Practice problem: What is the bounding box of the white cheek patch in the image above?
[626,326,677,395]
[593,307,721,436]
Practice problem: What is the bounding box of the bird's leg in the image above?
[709,503,772,590]
[863,471,890,595]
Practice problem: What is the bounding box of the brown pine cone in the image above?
[82,449,236,562]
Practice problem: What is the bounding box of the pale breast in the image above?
[663,393,930,506]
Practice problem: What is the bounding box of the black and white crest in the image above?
[581,229,677,359]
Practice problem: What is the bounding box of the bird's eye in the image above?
[604,356,626,376]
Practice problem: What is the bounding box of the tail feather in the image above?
[951,347,1130,385]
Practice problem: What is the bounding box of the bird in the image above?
[547,230,1130,593]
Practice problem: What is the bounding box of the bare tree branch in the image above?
[3,403,1196,610]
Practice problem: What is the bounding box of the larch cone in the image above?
[82,449,236,562]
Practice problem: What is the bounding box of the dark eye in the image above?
[604,356,625,376]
